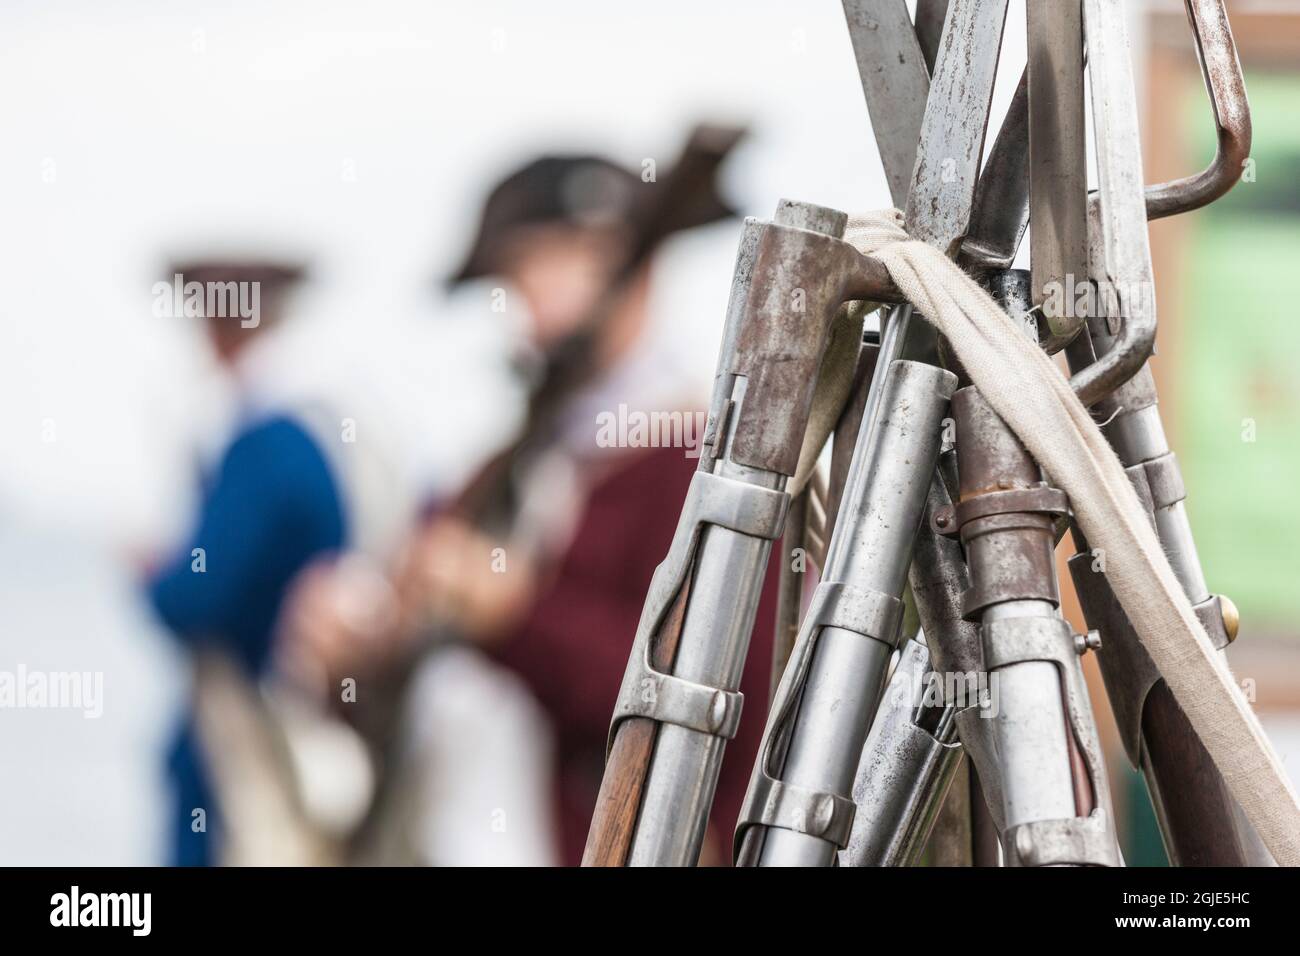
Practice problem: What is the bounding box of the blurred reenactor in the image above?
[281,127,781,865]
[145,259,409,865]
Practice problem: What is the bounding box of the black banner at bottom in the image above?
[0,864,1282,941]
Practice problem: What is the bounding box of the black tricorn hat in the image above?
[447,124,744,287]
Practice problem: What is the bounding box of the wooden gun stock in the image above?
[582,571,694,866]
[1141,680,1253,866]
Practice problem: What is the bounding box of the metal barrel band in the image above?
[1123,460,1160,522]
[1133,452,1187,511]
[812,580,906,649]
[686,469,791,542]
[981,616,1077,673]
[958,507,1064,619]
[605,469,789,754]
[1007,811,1122,867]
[612,671,744,741]
[951,485,1070,530]
[958,510,1060,541]
[740,776,858,849]
[1194,594,1233,652]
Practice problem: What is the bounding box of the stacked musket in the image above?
[585,0,1262,867]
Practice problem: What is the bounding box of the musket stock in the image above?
[585,200,889,865]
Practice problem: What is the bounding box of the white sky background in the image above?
[0,0,1043,862]
[0,0,1031,551]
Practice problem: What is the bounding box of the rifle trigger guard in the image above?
[606,469,789,755]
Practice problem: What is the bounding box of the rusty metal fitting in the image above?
[951,385,1066,621]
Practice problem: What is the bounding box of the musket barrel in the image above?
[738,358,956,866]
[587,200,860,866]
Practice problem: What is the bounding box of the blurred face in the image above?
[496,223,627,349]
[202,289,285,368]
[204,316,263,367]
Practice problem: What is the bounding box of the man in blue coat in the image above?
[146,260,355,865]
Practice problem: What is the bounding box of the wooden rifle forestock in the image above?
[582,567,695,866]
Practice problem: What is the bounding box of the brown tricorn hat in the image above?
[166,259,307,291]
[447,124,744,288]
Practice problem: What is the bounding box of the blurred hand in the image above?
[399,517,537,644]
[276,553,403,694]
